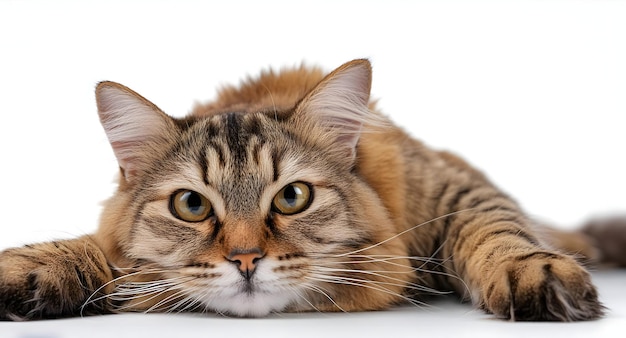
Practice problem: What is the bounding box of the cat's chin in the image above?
[203,291,293,317]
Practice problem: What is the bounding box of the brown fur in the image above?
[195,64,326,115]
[1,59,623,321]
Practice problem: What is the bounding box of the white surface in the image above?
[0,0,625,334]
[1,270,625,338]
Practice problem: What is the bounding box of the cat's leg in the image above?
[0,236,113,320]
[582,216,626,267]
[530,216,626,267]
[439,192,603,321]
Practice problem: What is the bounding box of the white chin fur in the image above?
[193,261,298,317]
[205,292,293,317]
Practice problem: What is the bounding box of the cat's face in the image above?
[96,60,407,316]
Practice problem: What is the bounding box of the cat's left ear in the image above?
[95,81,178,183]
[294,59,374,161]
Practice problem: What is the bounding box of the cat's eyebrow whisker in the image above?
[333,208,476,258]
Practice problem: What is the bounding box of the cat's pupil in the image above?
[283,186,299,206]
[186,192,203,213]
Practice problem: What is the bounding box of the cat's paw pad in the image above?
[483,252,603,321]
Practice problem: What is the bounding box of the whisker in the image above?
[300,282,347,312]
[308,253,466,291]
[321,254,446,264]
[111,281,187,313]
[176,291,207,313]
[81,268,171,316]
[334,209,476,258]
[305,274,429,308]
[144,287,190,313]
[83,266,197,315]
[309,266,449,295]
[286,284,323,314]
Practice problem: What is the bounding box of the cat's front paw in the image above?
[0,238,113,320]
[482,252,603,321]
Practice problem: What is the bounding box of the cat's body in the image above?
[0,59,623,321]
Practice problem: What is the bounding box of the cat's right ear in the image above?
[293,59,376,162]
[96,81,177,183]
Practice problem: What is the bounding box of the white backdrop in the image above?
[0,0,624,251]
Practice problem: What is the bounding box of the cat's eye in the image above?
[272,182,312,215]
[170,190,213,222]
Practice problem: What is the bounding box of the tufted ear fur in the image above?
[294,59,374,161]
[95,81,177,183]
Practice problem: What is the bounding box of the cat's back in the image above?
[192,64,326,116]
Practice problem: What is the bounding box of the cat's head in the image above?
[95,60,409,316]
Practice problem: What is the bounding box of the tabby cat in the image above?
[0,59,623,321]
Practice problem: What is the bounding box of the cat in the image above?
[0,59,623,321]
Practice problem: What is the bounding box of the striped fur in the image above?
[1,59,621,321]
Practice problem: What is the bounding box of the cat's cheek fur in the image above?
[128,219,206,267]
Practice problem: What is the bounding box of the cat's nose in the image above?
[227,249,265,279]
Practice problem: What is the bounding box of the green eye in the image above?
[170,190,212,222]
[272,182,312,215]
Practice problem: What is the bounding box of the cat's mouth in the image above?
[238,279,256,294]
[187,260,299,317]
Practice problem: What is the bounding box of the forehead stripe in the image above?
[225,113,246,163]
